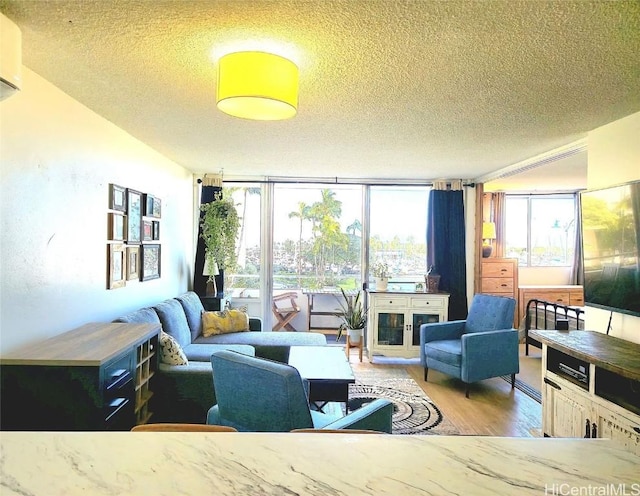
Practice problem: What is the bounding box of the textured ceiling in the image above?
[1,0,639,186]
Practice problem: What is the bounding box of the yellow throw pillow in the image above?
[202,309,250,337]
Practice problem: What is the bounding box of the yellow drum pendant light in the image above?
[216,51,299,120]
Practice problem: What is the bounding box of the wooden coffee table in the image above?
[288,346,355,412]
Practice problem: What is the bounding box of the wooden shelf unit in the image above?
[134,334,158,425]
[479,258,518,326]
[0,322,160,431]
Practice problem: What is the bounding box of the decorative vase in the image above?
[425,274,440,293]
[376,277,388,291]
[347,327,363,343]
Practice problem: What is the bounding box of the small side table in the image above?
[200,296,228,312]
[345,335,363,362]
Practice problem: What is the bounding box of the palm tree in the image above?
[309,189,346,285]
[289,202,311,287]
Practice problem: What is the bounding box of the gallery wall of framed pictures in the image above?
[107,183,162,289]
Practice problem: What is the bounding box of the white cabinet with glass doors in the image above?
[367,292,449,360]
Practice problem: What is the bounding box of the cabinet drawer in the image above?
[524,292,570,306]
[481,278,514,293]
[410,297,444,309]
[570,293,584,306]
[103,352,134,395]
[482,263,514,278]
[373,296,408,308]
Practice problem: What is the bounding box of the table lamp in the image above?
[482,222,496,258]
[203,258,219,297]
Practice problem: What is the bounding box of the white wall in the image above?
[518,266,573,285]
[0,68,194,353]
[585,111,640,344]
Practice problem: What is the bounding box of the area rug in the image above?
[348,367,459,435]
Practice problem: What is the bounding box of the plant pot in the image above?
[347,328,363,343]
[376,277,388,291]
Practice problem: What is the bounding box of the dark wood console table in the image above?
[0,322,160,431]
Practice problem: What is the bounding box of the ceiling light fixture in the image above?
[216,51,299,121]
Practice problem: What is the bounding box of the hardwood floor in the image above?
[346,346,543,438]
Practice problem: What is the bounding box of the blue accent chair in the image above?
[206,350,394,433]
[420,294,519,398]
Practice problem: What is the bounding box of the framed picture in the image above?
[126,189,142,243]
[415,282,425,293]
[152,221,160,240]
[141,244,161,281]
[142,220,153,242]
[152,197,161,218]
[107,212,126,241]
[143,194,162,218]
[109,184,126,212]
[107,244,126,289]
[126,246,140,281]
[144,194,154,217]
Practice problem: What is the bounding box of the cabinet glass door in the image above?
[376,312,405,346]
[411,313,440,346]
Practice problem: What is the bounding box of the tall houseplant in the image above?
[200,192,240,284]
[334,288,367,342]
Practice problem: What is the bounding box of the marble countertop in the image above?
[1,433,638,495]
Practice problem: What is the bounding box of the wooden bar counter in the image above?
[0,432,638,495]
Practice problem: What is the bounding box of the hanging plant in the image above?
[200,191,240,273]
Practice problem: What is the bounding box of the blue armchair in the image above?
[420,294,519,398]
[206,350,394,432]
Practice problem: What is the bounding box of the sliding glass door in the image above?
[221,181,430,331]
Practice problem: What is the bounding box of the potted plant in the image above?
[200,192,240,289]
[334,288,367,343]
[372,261,390,291]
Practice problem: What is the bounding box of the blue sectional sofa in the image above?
[114,291,327,423]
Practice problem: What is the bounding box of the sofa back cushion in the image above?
[114,307,161,325]
[154,299,192,348]
[175,292,205,341]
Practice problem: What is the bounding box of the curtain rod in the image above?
[197,176,476,187]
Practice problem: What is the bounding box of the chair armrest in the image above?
[322,398,393,433]
[420,320,466,345]
[460,329,520,383]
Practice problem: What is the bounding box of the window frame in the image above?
[505,193,577,267]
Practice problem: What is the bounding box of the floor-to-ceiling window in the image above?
[223,181,431,330]
[272,184,364,291]
[224,184,263,318]
[369,186,429,290]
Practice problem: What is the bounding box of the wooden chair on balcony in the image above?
[272,292,300,331]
